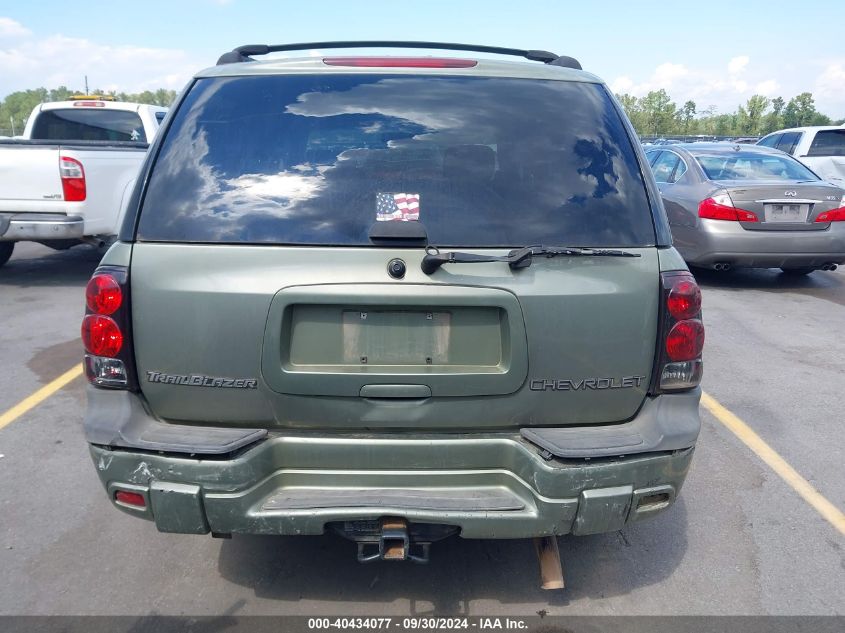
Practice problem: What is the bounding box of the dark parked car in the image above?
[645,143,845,274]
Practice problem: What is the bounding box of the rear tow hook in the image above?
[356,517,431,564]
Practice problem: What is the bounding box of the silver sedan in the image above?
[645,143,845,274]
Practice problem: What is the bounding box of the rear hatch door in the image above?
[129,66,661,430]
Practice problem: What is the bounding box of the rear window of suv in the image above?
[31,108,146,142]
[137,74,654,247]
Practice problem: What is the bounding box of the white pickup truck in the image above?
[0,97,167,267]
[757,126,845,186]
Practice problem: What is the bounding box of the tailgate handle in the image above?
[359,384,432,399]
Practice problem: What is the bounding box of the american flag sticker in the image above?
[376,192,420,222]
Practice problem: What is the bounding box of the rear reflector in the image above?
[323,56,477,68]
[815,206,845,222]
[114,490,146,508]
[81,314,123,357]
[59,155,86,202]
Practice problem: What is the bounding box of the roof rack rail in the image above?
[216,41,582,70]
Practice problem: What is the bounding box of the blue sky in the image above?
[1,0,843,115]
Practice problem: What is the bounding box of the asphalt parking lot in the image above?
[0,241,843,616]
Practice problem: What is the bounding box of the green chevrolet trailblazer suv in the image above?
[82,42,703,562]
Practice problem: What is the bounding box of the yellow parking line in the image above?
[701,391,845,537]
[0,363,84,431]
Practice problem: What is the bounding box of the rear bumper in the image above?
[91,440,694,539]
[86,389,700,539]
[682,219,845,267]
[0,213,84,241]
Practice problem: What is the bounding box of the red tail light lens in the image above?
[59,156,86,202]
[667,276,702,320]
[698,196,758,222]
[323,56,477,68]
[85,274,122,315]
[82,315,123,357]
[666,319,705,361]
[815,207,845,222]
[114,490,146,508]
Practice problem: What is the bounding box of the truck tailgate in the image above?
[0,145,62,202]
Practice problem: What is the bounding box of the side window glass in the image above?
[644,149,660,166]
[776,132,800,154]
[671,155,688,182]
[757,134,781,149]
[651,151,680,183]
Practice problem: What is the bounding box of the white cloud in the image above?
[0,17,30,38]
[814,62,845,113]
[610,56,845,116]
[0,21,203,97]
[727,55,749,75]
[610,76,634,93]
[609,63,689,96]
[653,62,688,86]
[755,79,780,96]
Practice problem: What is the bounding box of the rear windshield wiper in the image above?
[421,245,640,274]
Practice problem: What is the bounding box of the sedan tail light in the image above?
[698,191,758,222]
[815,206,845,223]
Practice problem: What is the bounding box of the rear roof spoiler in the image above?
[216,41,582,70]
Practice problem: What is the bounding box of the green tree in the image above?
[615,93,645,133]
[783,92,817,127]
[743,95,770,135]
[681,100,696,134]
[640,89,677,136]
[762,96,785,134]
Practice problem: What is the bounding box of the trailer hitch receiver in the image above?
[355,517,431,563]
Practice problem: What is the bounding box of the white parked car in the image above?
[0,96,167,267]
[757,126,845,186]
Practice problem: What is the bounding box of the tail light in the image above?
[59,156,86,202]
[82,266,137,389]
[815,196,845,222]
[698,191,757,222]
[650,271,705,393]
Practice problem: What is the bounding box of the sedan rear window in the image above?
[693,152,819,181]
[807,130,845,157]
[31,109,146,142]
[137,74,654,247]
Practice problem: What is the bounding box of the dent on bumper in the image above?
[90,438,695,539]
[86,387,700,538]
